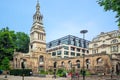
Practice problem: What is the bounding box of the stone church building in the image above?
[13,1,120,74]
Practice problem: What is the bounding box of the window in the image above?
[79,40,82,47]
[61,61,64,67]
[52,52,56,56]
[111,45,118,52]
[93,44,98,48]
[76,53,80,56]
[54,62,57,68]
[71,47,75,51]
[111,39,118,44]
[63,46,69,50]
[58,40,61,45]
[39,66,44,70]
[71,52,75,56]
[77,48,80,52]
[57,51,61,55]
[97,58,103,64]
[39,56,44,62]
[111,39,118,52]
[82,49,85,53]
[76,60,80,68]
[31,45,33,49]
[68,61,72,68]
[86,59,90,69]
[64,51,68,55]
[92,49,98,54]
[64,56,68,58]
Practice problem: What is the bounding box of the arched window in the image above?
[68,61,72,68]
[39,56,44,62]
[96,58,102,64]
[54,62,57,68]
[61,61,64,67]
[76,60,80,68]
[86,59,90,69]
[15,58,17,68]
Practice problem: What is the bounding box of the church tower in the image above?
[30,0,46,52]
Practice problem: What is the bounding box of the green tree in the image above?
[0,27,16,65]
[97,0,120,26]
[0,57,10,70]
[15,32,30,53]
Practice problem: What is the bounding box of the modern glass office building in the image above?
[46,35,90,58]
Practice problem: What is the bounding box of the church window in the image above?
[39,56,44,62]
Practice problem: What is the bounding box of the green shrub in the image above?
[48,69,53,74]
[10,69,32,76]
[39,69,47,74]
[57,68,67,77]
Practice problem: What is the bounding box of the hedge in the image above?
[10,69,32,76]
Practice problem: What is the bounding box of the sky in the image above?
[0,0,118,42]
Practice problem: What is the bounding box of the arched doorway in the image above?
[68,61,72,69]
[61,61,64,67]
[76,60,80,69]
[86,59,90,69]
[54,62,57,68]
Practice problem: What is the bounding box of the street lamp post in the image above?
[80,30,88,80]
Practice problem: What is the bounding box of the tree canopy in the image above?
[0,27,30,70]
[97,0,120,26]
[15,32,30,53]
[0,27,16,62]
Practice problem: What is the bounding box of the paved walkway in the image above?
[0,75,120,80]
[0,75,67,80]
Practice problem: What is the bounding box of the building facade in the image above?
[13,1,120,75]
[46,35,90,58]
[89,30,120,74]
[13,1,52,74]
